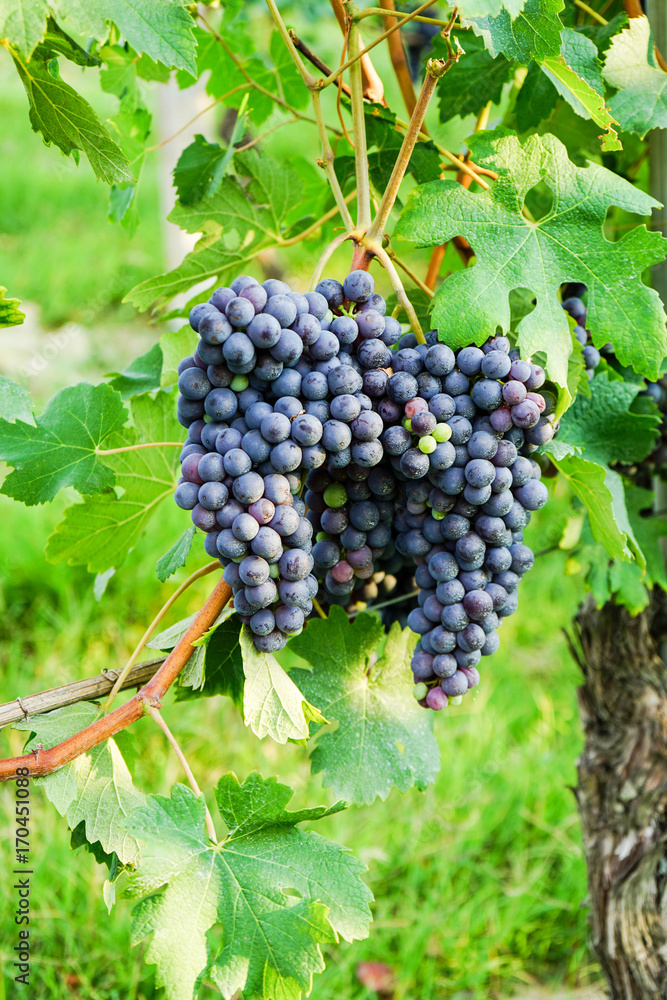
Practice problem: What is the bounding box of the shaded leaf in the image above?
[290,609,440,805]
[156,526,195,582]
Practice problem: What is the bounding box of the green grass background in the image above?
[0,15,600,999]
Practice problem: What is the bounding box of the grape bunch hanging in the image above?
[175,270,557,710]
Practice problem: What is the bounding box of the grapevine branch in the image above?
[329,0,385,103]
[368,50,455,242]
[0,577,232,782]
[323,1,438,87]
[97,441,182,455]
[378,0,419,119]
[0,658,166,729]
[348,10,372,230]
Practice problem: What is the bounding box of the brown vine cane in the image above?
[0,578,232,782]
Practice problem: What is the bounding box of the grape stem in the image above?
[102,560,223,713]
[329,0,385,103]
[309,231,355,290]
[148,706,218,843]
[372,243,426,342]
[347,8,372,230]
[323,1,438,87]
[262,1,354,230]
[367,51,455,243]
[0,577,233,782]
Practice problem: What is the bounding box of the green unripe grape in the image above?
[232,556,244,563]
[418,435,436,454]
[230,374,249,391]
[269,563,280,579]
[316,531,332,542]
[324,483,347,508]
[432,510,445,521]
[413,682,428,701]
[402,417,412,431]
[449,694,463,706]
[433,422,452,442]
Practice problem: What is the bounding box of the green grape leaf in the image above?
[146,611,198,651]
[269,28,309,110]
[124,776,372,1000]
[434,31,512,122]
[45,392,179,572]
[107,343,163,400]
[0,376,33,424]
[0,382,127,505]
[54,0,196,72]
[514,61,558,131]
[626,484,667,591]
[11,51,135,185]
[240,627,326,745]
[39,17,102,66]
[173,134,232,206]
[394,130,667,386]
[541,56,619,150]
[0,0,48,56]
[545,446,635,562]
[457,0,526,17]
[156,526,195,583]
[126,150,304,312]
[0,286,25,328]
[290,609,440,805]
[557,371,661,466]
[362,101,442,190]
[559,27,605,93]
[176,615,244,703]
[160,325,198,388]
[465,0,564,63]
[15,703,145,864]
[603,15,667,138]
[173,101,248,205]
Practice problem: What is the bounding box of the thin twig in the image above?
[348,12,372,230]
[148,706,218,843]
[387,249,435,298]
[289,30,352,97]
[97,441,182,456]
[573,0,607,23]
[312,89,356,230]
[312,597,327,619]
[368,51,454,241]
[348,588,420,617]
[329,0,385,103]
[359,8,457,27]
[394,118,493,189]
[323,1,437,87]
[264,0,315,84]
[373,243,425,343]
[102,561,222,712]
[234,116,298,154]
[144,85,250,153]
[309,231,354,290]
[379,0,418,119]
[0,577,232,781]
[278,191,357,247]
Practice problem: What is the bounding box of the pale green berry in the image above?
[432,510,445,520]
[433,422,452,442]
[418,435,437,454]
[323,483,347,508]
[413,682,428,701]
[230,374,249,391]
[449,694,463,706]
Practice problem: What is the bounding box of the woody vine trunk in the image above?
[574,592,667,998]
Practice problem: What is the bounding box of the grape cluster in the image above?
[174,269,556,709]
[562,295,603,380]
